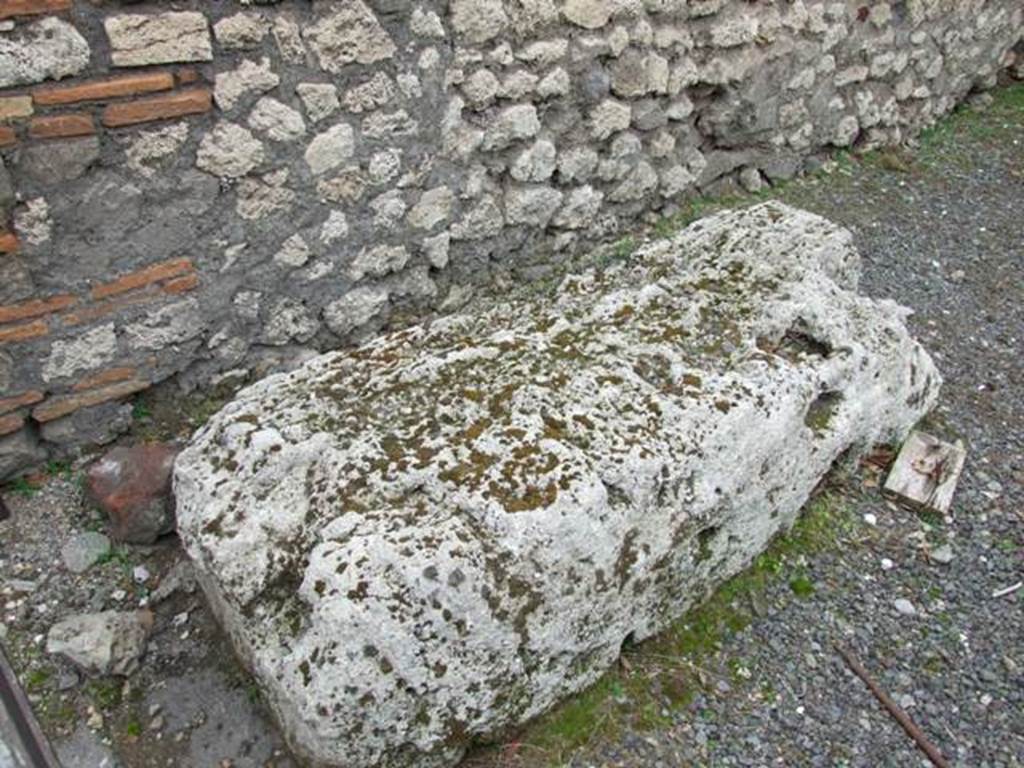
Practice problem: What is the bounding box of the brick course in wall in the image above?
[0,0,71,20]
[0,0,1021,477]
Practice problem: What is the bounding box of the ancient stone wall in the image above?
[0,0,1021,476]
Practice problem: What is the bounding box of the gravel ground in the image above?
[1,85,1022,768]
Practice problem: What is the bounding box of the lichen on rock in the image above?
[174,203,940,768]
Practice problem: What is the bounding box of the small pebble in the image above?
[863,513,878,526]
[930,544,954,564]
[60,532,111,574]
[893,598,917,616]
[880,558,895,571]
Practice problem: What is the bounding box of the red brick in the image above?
[176,68,200,85]
[91,258,193,300]
[33,72,175,107]
[28,113,95,139]
[0,293,76,324]
[0,231,18,254]
[0,390,43,416]
[0,412,24,436]
[0,319,47,345]
[62,291,157,326]
[0,126,15,147]
[73,366,136,392]
[101,89,212,129]
[33,378,150,423]
[161,273,199,295]
[0,0,71,20]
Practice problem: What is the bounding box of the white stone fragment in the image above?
[47,611,152,677]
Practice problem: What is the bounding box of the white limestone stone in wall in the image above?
[304,124,356,176]
[122,123,190,178]
[0,17,90,89]
[347,244,410,282]
[303,0,396,70]
[323,285,391,336]
[236,171,296,220]
[505,184,563,226]
[248,97,306,142]
[105,12,212,67]
[482,104,541,149]
[296,83,340,124]
[214,58,280,111]
[43,325,117,383]
[13,198,51,246]
[450,0,509,42]
[408,187,454,231]
[213,13,270,50]
[563,0,612,29]
[196,122,265,179]
[273,234,311,268]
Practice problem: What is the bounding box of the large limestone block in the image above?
[175,204,940,768]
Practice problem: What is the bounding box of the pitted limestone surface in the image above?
[174,203,939,768]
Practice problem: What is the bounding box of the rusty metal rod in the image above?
[0,642,61,768]
[835,643,952,768]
